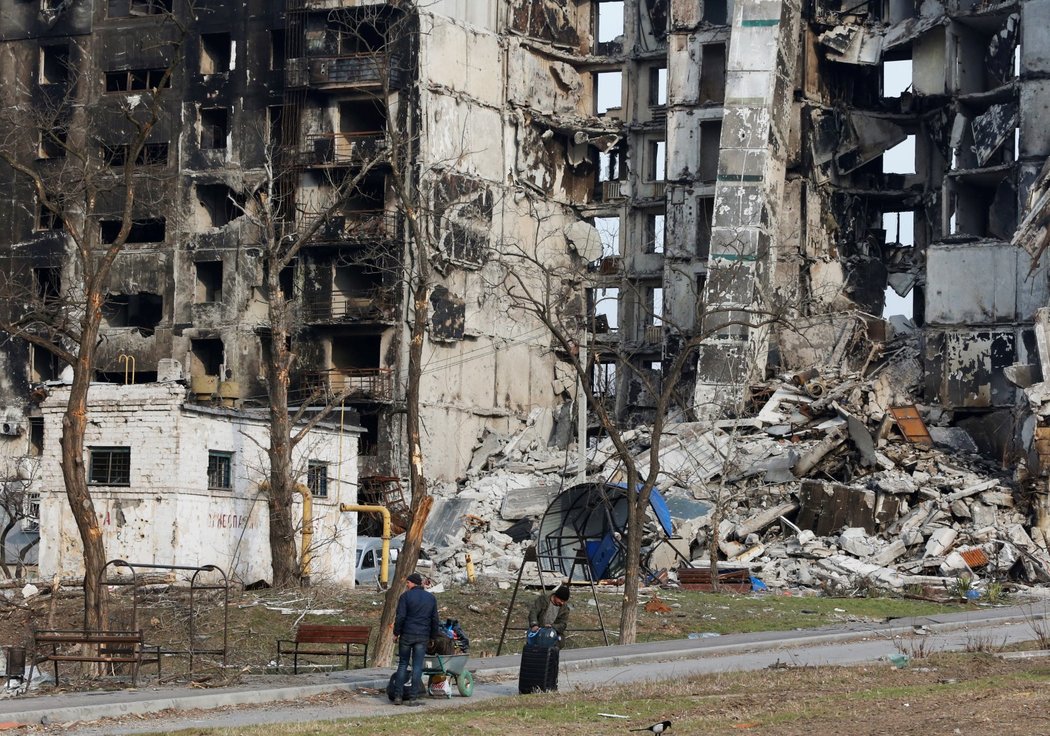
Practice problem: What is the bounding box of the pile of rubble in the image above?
[421,339,1050,597]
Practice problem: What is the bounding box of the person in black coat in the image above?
[392,572,440,705]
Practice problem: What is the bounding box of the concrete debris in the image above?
[419,335,1050,600]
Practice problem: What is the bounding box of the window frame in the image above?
[307,460,329,499]
[88,446,131,486]
[207,450,233,491]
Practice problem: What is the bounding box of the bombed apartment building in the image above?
[0,0,611,522]
[0,0,1049,541]
[587,0,1050,459]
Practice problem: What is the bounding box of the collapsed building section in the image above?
[2,0,1050,583]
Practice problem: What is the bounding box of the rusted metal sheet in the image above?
[889,405,933,446]
[677,566,751,593]
[797,480,900,535]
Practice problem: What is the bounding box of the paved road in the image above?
[8,602,1050,735]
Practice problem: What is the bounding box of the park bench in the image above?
[276,624,371,674]
[31,629,161,686]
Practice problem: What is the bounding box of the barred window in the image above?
[208,451,232,490]
[307,461,328,499]
[89,447,130,486]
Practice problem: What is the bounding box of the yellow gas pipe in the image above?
[293,483,313,583]
[340,504,392,585]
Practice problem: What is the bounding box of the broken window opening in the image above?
[102,141,169,167]
[33,266,61,304]
[279,264,295,302]
[647,286,664,326]
[882,211,914,246]
[190,338,225,377]
[200,32,232,75]
[591,360,617,399]
[30,345,60,383]
[267,105,284,148]
[357,412,379,456]
[595,71,623,115]
[700,122,721,183]
[38,128,66,159]
[104,68,170,93]
[28,417,43,458]
[207,451,233,490]
[200,107,229,150]
[595,1,625,47]
[194,184,242,228]
[339,99,386,134]
[35,202,63,231]
[101,292,163,331]
[593,216,620,258]
[598,148,623,182]
[307,460,329,498]
[649,139,666,181]
[882,59,912,98]
[331,334,381,371]
[645,212,665,254]
[99,217,166,244]
[883,285,913,319]
[883,135,915,174]
[591,286,619,330]
[698,198,713,258]
[89,446,130,486]
[39,44,70,86]
[649,66,667,106]
[331,263,384,313]
[699,44,727,104]
[703,0,728,25]
[270,29,285,71]
[195,261,223,303]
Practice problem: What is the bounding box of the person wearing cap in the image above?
[528,583,571,647]
[392,572,440,706]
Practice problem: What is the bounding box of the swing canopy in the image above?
[534,481,673,581]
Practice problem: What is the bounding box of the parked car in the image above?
[355,535,433,586]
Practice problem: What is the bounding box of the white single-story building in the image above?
[24,382,361,585]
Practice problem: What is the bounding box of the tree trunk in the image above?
[618,466,642,645]
[61,311,107,630]
[374,274,430,666]
[265,287,300,589]
[373,494,432,666]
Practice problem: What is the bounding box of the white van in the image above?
[354,536,431,586]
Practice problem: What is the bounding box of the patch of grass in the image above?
[146,652,1050,736]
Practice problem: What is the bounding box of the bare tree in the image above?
[0,21,183,627]
[496,207,792,642]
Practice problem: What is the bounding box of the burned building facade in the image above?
[0,0,1047,502]
[0,0,608,496]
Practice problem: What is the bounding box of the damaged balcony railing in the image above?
[312,210,396,244]
[285,52,405,90]
[301,286,397,322]
[297,368,394,403]
[298,131,387,167]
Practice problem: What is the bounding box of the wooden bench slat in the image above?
[31,629,157,687]
[276,624,372,674]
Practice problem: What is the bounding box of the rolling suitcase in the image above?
[518,642,559,693]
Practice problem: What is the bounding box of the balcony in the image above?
[298,368,394,403]
[302,287,397,323]
[297,131,387,168]
[285,52,406,91]
[312,210,396,244]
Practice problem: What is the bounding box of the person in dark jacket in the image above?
[528,583,570,647]
[392,572,440,705]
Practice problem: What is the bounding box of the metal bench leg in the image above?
[344,644,350,671]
